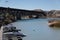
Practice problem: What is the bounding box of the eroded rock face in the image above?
[48,10,56,18]
[53,10,60,18]
[48,10,60,18]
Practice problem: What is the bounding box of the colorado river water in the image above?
[12,19,60,40]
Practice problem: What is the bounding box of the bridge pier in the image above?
[17,16,21,20]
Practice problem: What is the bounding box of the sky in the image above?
[0,0,60,10]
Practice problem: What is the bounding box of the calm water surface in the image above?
[12,19,60,40]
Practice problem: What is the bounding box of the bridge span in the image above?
[0,7,47,20]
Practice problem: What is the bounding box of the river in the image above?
[12,19,60,40]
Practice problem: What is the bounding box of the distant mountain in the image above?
[33,9,44,12]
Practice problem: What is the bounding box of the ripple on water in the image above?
[12,19,60,40]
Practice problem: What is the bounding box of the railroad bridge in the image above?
[0,7,46,20]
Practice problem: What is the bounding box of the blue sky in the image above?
[0,0,60,10]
